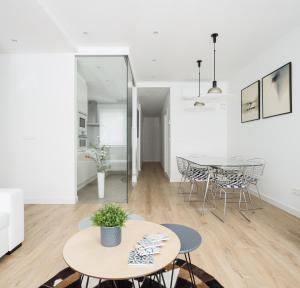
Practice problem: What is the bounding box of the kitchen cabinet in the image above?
[77,73,88,115]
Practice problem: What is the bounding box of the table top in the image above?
[162,224,202,254]
[63,220,181,280]
[181,155,261,167]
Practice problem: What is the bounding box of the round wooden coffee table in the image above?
[63,220,180,282]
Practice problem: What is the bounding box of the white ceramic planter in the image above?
[97,172,105,198]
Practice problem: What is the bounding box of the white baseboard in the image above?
[248,188,300,218]
[25,195,77,204]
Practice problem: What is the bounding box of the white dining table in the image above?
[181,155,261,168]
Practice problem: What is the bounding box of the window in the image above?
[99,105,126,146]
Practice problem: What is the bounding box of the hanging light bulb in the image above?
[194,60,205,107]
[208,33,222,94]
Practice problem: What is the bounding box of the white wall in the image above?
[169,82,228,182]
[0,54,76,204]
[227,26,300,217]
[142,117,161,162]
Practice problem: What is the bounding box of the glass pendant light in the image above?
[194,60,205,107]
[208,33,222,94]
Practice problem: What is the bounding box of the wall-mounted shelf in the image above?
[87,123,99,127]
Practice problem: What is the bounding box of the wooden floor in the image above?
[0,163,299,287]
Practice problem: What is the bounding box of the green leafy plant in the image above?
[90,203,128,227]
[85,145,110,172]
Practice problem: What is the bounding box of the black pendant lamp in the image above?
[194,60,205,107]
[208,33,222,94]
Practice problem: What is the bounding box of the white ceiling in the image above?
[77,56,127,103]
[0,0,73,52]
[1,0,300,81]
[138,88,169,116]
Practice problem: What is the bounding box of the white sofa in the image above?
[0,189,24,257]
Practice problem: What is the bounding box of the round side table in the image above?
[161,224,202,288]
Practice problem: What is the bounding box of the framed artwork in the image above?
[241,80,260,123]
[262,62,292,118]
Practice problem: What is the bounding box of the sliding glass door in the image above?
[76,55,134,203]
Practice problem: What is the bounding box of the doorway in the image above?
[137,87,170,177]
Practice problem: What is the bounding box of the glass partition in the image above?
[76,55,134,203]
[127,57,134,195]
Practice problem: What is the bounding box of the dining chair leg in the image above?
[188,181,195,202]
[238,189,251,222]
[179,175,190,195]
[202,178,210,215]
[255,183,262,200]
[223,191,227,220]
[178,175,184,193]
[211,183,217,208]
[242,189,248,210]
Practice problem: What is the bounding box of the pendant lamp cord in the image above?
[199,65,201,97]
[213,41,216,82]
[197,60,202,97]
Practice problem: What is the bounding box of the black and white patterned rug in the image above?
[39,259,223,288]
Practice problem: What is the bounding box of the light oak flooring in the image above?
[0,163,299,287]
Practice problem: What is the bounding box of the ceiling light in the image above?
[96,66,101,69]
[106,80,110,82]
[208,33,222,94]
[82,31,88,35]
[193,60,205,107]
[11,39,18,43]
[153,31,159,35]
[152,59,157,62]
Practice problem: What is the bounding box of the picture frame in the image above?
[241,80,260,123]
[262,62,292,118]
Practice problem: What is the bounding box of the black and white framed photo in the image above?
[262,62,292,118]
[241,80,260,123]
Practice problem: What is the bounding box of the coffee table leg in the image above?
[187,253,196,287]
[97,279,102,288]
[85,276,90,288]
[160,271,167,288]
[184,253,196,288]
[170,260,176,288]
[131,279,136,288]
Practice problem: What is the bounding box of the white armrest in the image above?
[0,189,24,251]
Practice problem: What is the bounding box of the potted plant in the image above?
[85,145,110,198]
[91,203,127,247]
